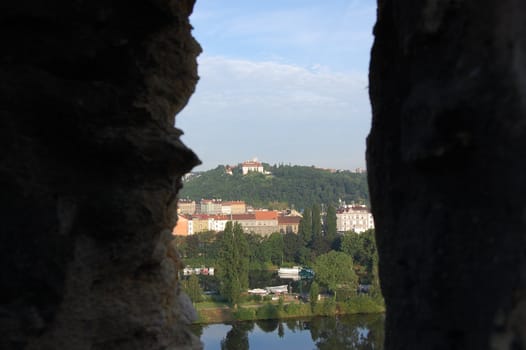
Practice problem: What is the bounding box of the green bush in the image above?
[256,303,279,320]
[249,294,263,302]
[321,298,337,316]
[210,294,228,303]
[335,287,356,302]
[283,303,311,317]
[234,307,256,321]
[343,295,385,314]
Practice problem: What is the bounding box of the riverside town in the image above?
[172,160,383,326]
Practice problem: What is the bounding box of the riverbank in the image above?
[194,295,385,324]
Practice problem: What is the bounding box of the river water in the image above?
[191,314,385,350]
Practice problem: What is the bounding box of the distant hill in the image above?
[179,164,369,210]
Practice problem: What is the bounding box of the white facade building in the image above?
[241,158,264,175]
[208,217,229,232]
[336,205,375,233]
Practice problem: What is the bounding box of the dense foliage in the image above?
[182,275,203,303]
[217,222,249,306]
[313,251,358,299]
[175,227,380,292]
[179,164,369,210]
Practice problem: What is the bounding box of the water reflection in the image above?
[195,314,384,350]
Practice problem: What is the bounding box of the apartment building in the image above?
[277,215,301,234]
[177,199,196,215]
[336,205,375,233]
[221,201,246,215]
[197,199,222,215]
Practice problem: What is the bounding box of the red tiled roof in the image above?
[254,211,278,220]
[231,213,256,220]
[337,206,371,214]
[278,216,301,224]
[242,161,262,167]
[191,214,230,220]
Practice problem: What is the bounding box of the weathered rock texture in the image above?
[0,1,201,349]
[368,1,526,349]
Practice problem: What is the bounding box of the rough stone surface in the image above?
[0,1,202,349]
[368,1,526,349]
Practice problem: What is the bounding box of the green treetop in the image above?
[313,251,358,299]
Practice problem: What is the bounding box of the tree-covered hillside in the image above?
[179,164,369,210]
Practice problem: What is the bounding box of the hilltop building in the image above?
[241,158,264,175]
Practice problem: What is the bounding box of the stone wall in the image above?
[368,1,526,349]
[0,1,202,349]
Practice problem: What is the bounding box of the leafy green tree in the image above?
[313,251,358,299]
[185,234,200,259]
[266,232,284,266]
[340,229,379,285]
[182,274,203,303]
[246,233,269,269]
[340,231,365,264]
[311,204,331,255]
[325,204,337,247]
[217,222,249,307]
[283,232,302,263]
[311,204,322,240]
[297,246,314,265]
[298,208,312,246]
[309,281,320,312]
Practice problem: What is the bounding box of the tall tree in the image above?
[266,232,284,266]
[298,208,312,246]
[309,281,320,312]
[283,232,302,263]
[311,204,322,242]
[182,275,203,304]
[217,222,249,307]
[311,204,329,255]
[325,204,337,247]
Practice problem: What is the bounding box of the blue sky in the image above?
[176,0,376,171]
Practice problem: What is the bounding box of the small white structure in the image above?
[266,285,289,294]
[278,266,301,281]
[278,266,301,275]
[248,288,269,296]
[183,266,215,276]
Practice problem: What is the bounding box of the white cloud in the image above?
[176,55,371,171]
[183,55,369,120]
[189,1,376,72]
